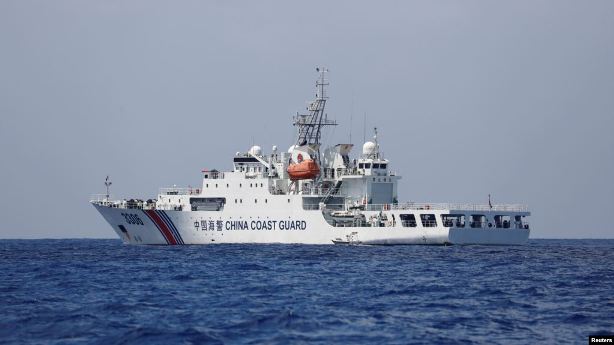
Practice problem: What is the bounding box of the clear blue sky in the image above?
[0,1,613,239]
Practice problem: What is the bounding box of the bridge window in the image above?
[380,164,387,169]
[365,163,371,169]
[359,163,364,169]
[399,214,417,227]
[420,214,437,227]
[442,214,465,227]
[373,163,380,169]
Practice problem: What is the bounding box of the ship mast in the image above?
[292,67,337,163]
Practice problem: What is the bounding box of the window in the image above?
[373,163,380,169]
[494,215,511,228]
[189,197,226,211]
[215,184,218,188]
[234,199,237,203]
[250,183,252,187]
[255,199,257,203]
[420,214,437,227]
[260,183,263,187]
[226,184,229,188]
[240,199,243,203]
[265,199,268,203]
[380,164,387,169]
[206,184,208,188]
[239,183,242,187]
[399,214,417,227]
[288,199,291,203]
[359,163,364,169]
[365,163,371,169]
[442,214,465,227]
[470,215,486,228]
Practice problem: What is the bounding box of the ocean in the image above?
[1,239,612,344]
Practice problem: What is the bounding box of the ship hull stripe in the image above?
[144,210,177,245]
[142,210,170,244]
[158,211,184,244]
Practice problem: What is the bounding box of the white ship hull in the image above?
[91,69,531,246]
[93,203,530,246]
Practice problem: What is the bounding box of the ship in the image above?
[91,68,530,245]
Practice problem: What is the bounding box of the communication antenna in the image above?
[349,92,354,144]
[349,113,353,144]
[104,175,112,200]
[363,112,367,144]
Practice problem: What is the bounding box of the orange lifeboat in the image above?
[287,159,320,180]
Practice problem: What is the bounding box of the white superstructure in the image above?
[91,69,530,245]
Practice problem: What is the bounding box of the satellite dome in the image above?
[362,141,377,155]
[249,145,262,156]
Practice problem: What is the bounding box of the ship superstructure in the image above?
[92,69,530,245]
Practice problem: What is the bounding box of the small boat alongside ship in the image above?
[91,68,531,245]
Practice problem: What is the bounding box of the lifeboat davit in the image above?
[287,160,320,180]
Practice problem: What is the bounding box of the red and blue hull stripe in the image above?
[143,210,184,245]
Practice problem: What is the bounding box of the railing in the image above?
[302,187,341,196]
[89,196,157,210]
[159,187,201,195]
[302,202,528,212]
[367,202,529,212]
[321,168,397,179]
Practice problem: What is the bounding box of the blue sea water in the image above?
[0,239,612,344]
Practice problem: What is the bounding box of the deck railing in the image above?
[303,202,528,212]
[159,187,201,195]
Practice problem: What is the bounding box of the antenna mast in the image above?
[292,67,337,162]
[104,175,112,200]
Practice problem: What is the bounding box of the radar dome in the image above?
[362,141,377,155]
[249,145,262,156]
[287,145,297,153]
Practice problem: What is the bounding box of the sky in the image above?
[0,0,613,239]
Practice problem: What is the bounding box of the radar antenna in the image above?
[292,67,337,163]
[104,175,112,200]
